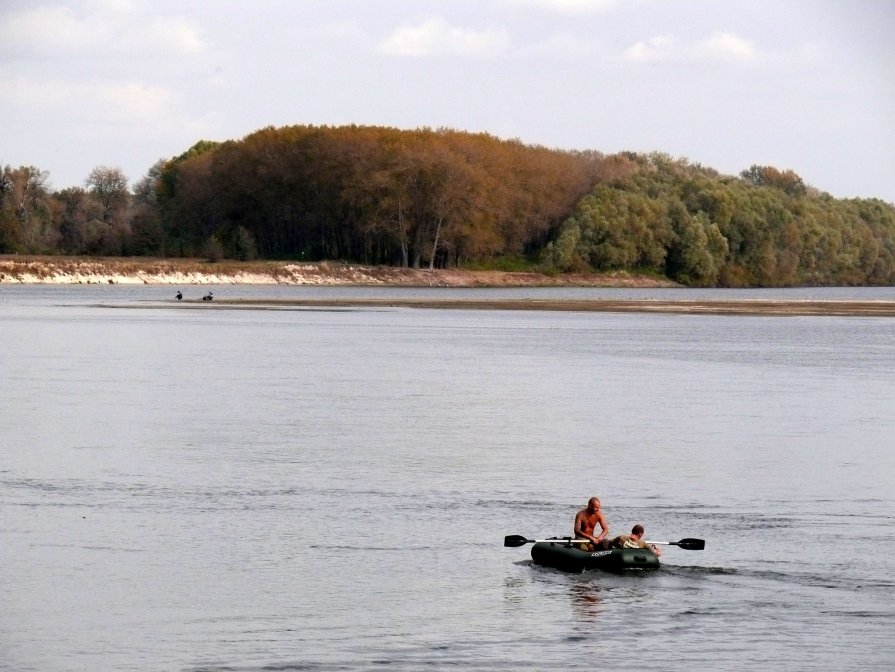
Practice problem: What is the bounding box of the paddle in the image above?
[644,538,705,550]
[504,535,705,550]
[504,535,589,547]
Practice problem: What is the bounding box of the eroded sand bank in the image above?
[0,256,675,288]
[5,256,893,316]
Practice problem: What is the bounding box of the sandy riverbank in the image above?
[5,256,893,316]
[0,256,675,288]
[161,296,895,317]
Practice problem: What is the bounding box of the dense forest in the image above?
[2,124,894,286]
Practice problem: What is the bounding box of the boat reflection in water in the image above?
[570,582,603,621]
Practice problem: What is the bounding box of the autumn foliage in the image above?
[2,124,894,286]
[153,126,604,269]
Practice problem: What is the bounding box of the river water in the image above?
[2,285,894,671]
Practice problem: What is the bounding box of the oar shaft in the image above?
[504,534,593,547]
[645,538,705,550]
[507,535,703,549]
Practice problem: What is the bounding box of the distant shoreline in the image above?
[5,256,893,316]
[0,255,675,288]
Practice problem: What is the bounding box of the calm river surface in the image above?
[2,285,894,671]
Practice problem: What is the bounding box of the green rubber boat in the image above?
[531,538,660,573]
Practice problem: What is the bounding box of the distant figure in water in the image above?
[202,291,214,301]
[175,291,183,300]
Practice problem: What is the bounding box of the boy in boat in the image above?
[610,524,662,556]
[573,497,611,551]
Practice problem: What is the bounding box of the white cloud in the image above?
[505,0,616,14]
[322,21,369,43]
[624,31,757,63]
[0,3,205,57]
[380,17,510,57]
[0,74,65,108]
[698,31,755,60]
[89,0,139,11]
[99,82,174,121]
[525,32,596,59]
[147,16,205,54]
[624,35,677,63]
[0,6,98,52]
[2,75,172,125]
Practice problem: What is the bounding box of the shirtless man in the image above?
[573,497,610,551]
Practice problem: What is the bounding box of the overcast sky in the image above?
[2,0,893,203]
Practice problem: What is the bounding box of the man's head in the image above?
[587,497,601,511]
[631,524,644,538]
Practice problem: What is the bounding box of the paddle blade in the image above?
[504,535,532,548]
[675,538,705,550]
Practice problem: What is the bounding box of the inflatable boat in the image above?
[530,538,660,573]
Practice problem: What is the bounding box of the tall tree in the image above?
[52,187,99,254]
[130,160,166,255]
[0,166,17,252]
[1,165,53,252]
[85,166,130,224]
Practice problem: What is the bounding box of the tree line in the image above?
[2,124,894,286]
[549,155,895,286]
